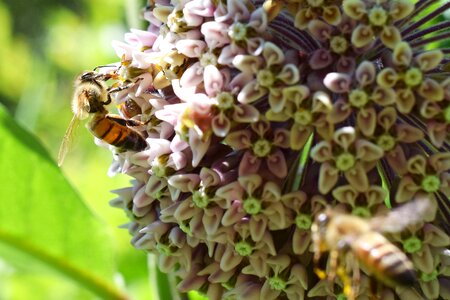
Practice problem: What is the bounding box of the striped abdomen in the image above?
[353,232,416,287]
[89,114,147,151]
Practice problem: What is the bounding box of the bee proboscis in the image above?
[58,70,147,166]
[312,197,433,300]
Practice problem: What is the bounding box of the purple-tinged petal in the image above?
[267,149,288,178]
[222,200,246,226]
[239,151,262,176]
[263,42,285,66]
[277,64,300,85]
[220,244,243,272]
[268,87,285,113]
[215,181,245,208]
[233,104,260,123]
[212,113,231,137]
[111,40,134,60]
[233,55,264,73]
[323,72,352,93]
[180,62,204,88]
[168,174,201,192]
[218,44,246,66]
[292,229,311,255]
[318,162,339,194]
[224,130,252,150]
[248,7,268,32]
[355,139,384,162]
[273,128,290,148]
[201,21,230,49]
[189,129,211,167]
[246,37,265,56]
[204,65,224,97]
[203,206,224,235]
[238,174,262,194]
[260,280,281,300]
[309,49,333,70]
[250,217,268,242]
[238,80,267,103]
[310,140,333,162]
[133,185,155,208]
[175,39,206,58]
[345,163,370,192]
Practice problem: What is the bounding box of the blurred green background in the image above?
[0,0,150,299]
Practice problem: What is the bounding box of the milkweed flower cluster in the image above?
[98,0,450,299]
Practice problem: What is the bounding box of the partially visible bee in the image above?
[58,70,147,166]
[312,197,433,300]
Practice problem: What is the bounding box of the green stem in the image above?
[0,230,129,300]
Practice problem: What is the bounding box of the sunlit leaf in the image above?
[0,105,128,300]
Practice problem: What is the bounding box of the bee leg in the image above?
[351,257,360,299]
[328,249,339,282]
[103,93,112,105]
[337,266,354,300]
[368,276,378,300]
[106,114,145,127]
[108,78,143,94]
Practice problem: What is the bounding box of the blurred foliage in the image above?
[0,0,150,299]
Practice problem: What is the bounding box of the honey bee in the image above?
[58,71,147,166]
[312,197,433,299]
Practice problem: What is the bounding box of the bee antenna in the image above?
[93,64,120,72]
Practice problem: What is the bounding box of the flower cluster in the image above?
[96,0,450,299]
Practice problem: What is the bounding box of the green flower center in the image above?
[403,236,423,253]
[336,152,356,171]
[192,190,209,208]
[295,214,312,229]
[404,68,423,87]
[234,241,253,256]
[268,276,287,291]
[257,69,275,87]
[377,134,396,151]
[152,164,166,178]
[229,22,247,41]
[152,189,164,200]
[421,175,441,193]
[369,6,388,26]
[252,139,272,157]
[336,294,348,300]
[349,89,369,108]
[200,52,218,67]
[421,270,438,282]
[352,206,371,218]
[243,196,262,215]
[294,109,313,126]
[216,92,234,110]
[444,105,450,123]
[157,243,173,256]
[330,36,349,54]
[179,221,193,236]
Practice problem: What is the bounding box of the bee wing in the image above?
[369,197,434,233]
[57,115,80,166]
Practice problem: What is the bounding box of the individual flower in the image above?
[395,153,450,203]
[224,117,290,178]
[310,126,384,194]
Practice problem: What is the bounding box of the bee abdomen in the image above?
[114,129,147,151]
[89,115,147,151]
[354,233,416,287]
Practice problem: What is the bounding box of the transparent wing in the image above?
[57,115,80,166]
[369,197,434,233]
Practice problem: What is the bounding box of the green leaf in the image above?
[0,105,128,300]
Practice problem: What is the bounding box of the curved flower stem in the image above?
[0,229,129,300]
